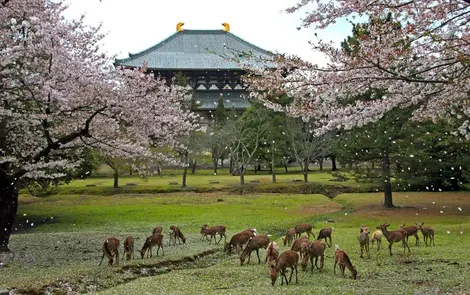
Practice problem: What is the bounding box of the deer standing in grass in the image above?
[99,237,120,266]
[300,240,327,272]
[282,228,296,246]
[201,224,227,244]
[334,245,357,279]
[225,229,255,254]
[140,233,164,258]
[240,235,270,266]
[270,250,299,286]
[294,223,315,239]
[265,242,279,268]
[291,236,309,260]
[358,227,370,258]
[370,229,383,251]
[416,222,435,247]
[317,227,333,247]
[152,226,163,235]
[122,236,135,261]
[376,223,410,256]
[400,224,420,246]
[169,225,186,246]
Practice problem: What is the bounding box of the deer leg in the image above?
[320,255,324,270]
[334,260,338,275]
[288,266,294,284]
[388,243,393,256]
[256,249,261,264]
[115,250,119,265]
[99,253,105,266]
[404,240,411,253]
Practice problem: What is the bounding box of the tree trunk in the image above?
[0,173,18,252]
[129,167,133,175]
[271,149,276,183]
[254,162,258,174]
[382,150,394,208]
[220,158,224,168]
[284,162,288,173]
[229,157,233,174]
[239,166,245,185]
[319,158,324,171]
[331,156,337,171]
[213,158,218,175]
[182,167,188,188]
[303,159,309,182]
[113,168,119,189]
[191,160,196,174]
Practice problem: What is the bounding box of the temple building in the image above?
[114,23,273,118]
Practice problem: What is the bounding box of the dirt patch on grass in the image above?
[296,205,342,216]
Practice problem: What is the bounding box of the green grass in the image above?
[1,191,470,294]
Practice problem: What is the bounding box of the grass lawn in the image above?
[1,190,470,294]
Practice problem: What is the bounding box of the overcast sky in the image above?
[64,0,352,64]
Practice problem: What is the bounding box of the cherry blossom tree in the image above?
[0,0,199,251]
[246,0,470,137]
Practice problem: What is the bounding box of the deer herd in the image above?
[99,221,436,286]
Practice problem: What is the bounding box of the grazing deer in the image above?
[317,227,333,247]
[294,223,315,239]
[270,250,299,286]
[99,237,120,266]
[152,225,163,235]
[169,225,186,246]
[376,223,411,256]
[140,233,164,258]
[291,236,309,258]
[240,235,270,266]
[300,240,327,272]
[282,228,296,246]
[370,230,383,251]
[358,227,370,258]
[122,236,135,261]
[225,230,254,254]
[400,224,420,246]
[334,245,357,279]
[201,224,227,244]
[265,242,279,268]
[416,222,435,247]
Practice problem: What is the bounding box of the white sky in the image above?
[64,0,352,63]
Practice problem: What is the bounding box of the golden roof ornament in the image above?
[176,22,184,32]
[222,22,230,32]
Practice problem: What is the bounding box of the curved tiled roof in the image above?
[114,30,273,70]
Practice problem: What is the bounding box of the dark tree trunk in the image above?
[319,158,324,171]
[284,162,288,173]
[0,172,18,252]
[220,158,224,168]
[129,167,133,176]
[254,162,258,174]
[113,168,119,188]
[303,159,309,182]
[382,150,394,208]
[271,149,276,183]
[229,157,233,174]
[213,158,218,175]
[182,167,188,188]
[239,166,245,185]
[191,160,196,174]
[331,156,337,171]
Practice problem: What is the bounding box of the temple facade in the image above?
[114,23,273,118]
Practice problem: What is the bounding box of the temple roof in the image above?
[114,30,273,70]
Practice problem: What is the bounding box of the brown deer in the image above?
[358,227,370,258]
[370,229,383,251]
[270,250,299,286]
[334,245,357,279]
[291,236,309,253]
[201,224,227,244]
[225,230,254,254]
[294,223,315,239]
[300,240,327,272]
[376,223,411,256]
[265,241,279,268]
[416,222,435,247]
[140,233,164,258]
[317,227,333,247]
[152,225,163,235]
[169,225,186,246]
[400,224,420,246]
[99,237,120,266]
[282,228,296,246]
[240,235,270,266]
[122,236,134,261]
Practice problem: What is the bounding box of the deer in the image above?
[370,229,383,251]
[270,250,299,286]
[400,223,420,246]
[376,223,411,256]
[317,227,333,247]
[140,233,164,258]
[416,222,435,247]
[99,237,120,266]
[294,223,315,239]
[240,234,270,266]
[152,225,163,235]
[225,230,255,254]
[200,224,227,244]
[282,228,296,246]
[169,225,186,246]
[358,226,370,258]
[122,236,134,261]
[334,245,357,279]
[300,240,327,272]
[265,241,279,268]
[291,236,309,260]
